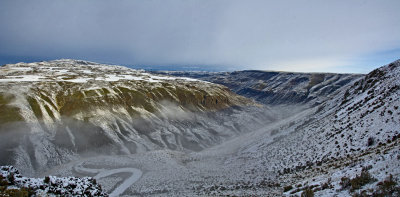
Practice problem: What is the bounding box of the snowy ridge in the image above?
[0,59,204,83]
[153,69,362,106]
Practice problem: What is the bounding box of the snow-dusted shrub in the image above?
[301,187,314,197]
[341,168,377,192]
[340,176,351,190]
[283,185,293,192]
[367,137,375,146]
[373,174,400,196]
[349,170,377,192]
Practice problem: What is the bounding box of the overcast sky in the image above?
[0,0,399,73]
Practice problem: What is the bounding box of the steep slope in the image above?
[216,60,400,196]
[154,70,362,105]
[117,60,397,196]
[0,59,272,176]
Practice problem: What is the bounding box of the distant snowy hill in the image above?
[153,70,362,106]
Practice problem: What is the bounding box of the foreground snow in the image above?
[0,166,107,196]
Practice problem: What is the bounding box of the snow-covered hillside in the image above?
[0,59,273,176]
[1,59,399,196]
[212,60,400,196]
[130,60,399,196]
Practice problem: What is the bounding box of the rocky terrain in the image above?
[0,165,106,196]
[0,59,399,196]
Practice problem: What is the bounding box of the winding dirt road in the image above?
[74,162,143,197]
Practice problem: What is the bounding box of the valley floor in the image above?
[38,102,400,197]
[37,105,309,196]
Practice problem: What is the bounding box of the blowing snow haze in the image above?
[1,1,400,197]
[1,0,400,73]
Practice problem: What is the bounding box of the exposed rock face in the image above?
[0,59,271,175]
[153,70,363,105]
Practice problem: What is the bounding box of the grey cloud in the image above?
[0,0,399,72]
